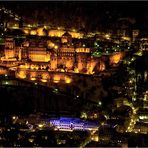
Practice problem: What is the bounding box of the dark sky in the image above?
[2,1,148,17]
[1,1,148,31]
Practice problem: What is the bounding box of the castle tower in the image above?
[18,47,22,61]
[4,38,15,59]
[61,31,72,47]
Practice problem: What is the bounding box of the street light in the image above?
[98,101,102,106]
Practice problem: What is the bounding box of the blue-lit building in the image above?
[49,117,98,131]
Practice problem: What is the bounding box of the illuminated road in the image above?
[125,63,138,133]
[0,6,20,21]
[80,130,99,148]
[126,105,137,132]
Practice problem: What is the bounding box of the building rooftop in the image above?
[62,31,72,37]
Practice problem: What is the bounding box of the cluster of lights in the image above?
[134,51,143,56]
[50,117,98,131]
[92,51,102,57]
[23,29,83,38]
[126,105,137,132]
[105,34,110,40]
[81,112,87,119]
[94,42,99,47]
[0,6,20,21]
[17,70,72,84]
[139,116,148,120]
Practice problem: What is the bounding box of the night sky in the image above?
[1,1,148,31]
[2,1,148,17]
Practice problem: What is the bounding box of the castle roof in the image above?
[62,31,72,37]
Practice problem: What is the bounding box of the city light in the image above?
[105,34,110,40]
[12,116,15,120]
[110,52,123,64]
[98,101,102,106]
[17,71,26,79]
[30,77,36,81]
[54,45,58,49]
[41,79,47,83]
[0,2,147,147]
[83,44,86,47]
[65,76,72,84]
[53,75,60,83]
[49,117,98,131]
[38,124,44,128]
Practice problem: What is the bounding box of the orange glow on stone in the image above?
[110,52,123,64]
[65,76,72,84]
[18,71,26,79]
[41,79,47,83]
[53,75,60,83]
[30,30,37,35]
[100,62,105,71]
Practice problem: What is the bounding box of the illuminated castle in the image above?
[27,40,50,62]
[2,31,123,75]
[1,38,22,61]
[52,32,91,72]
